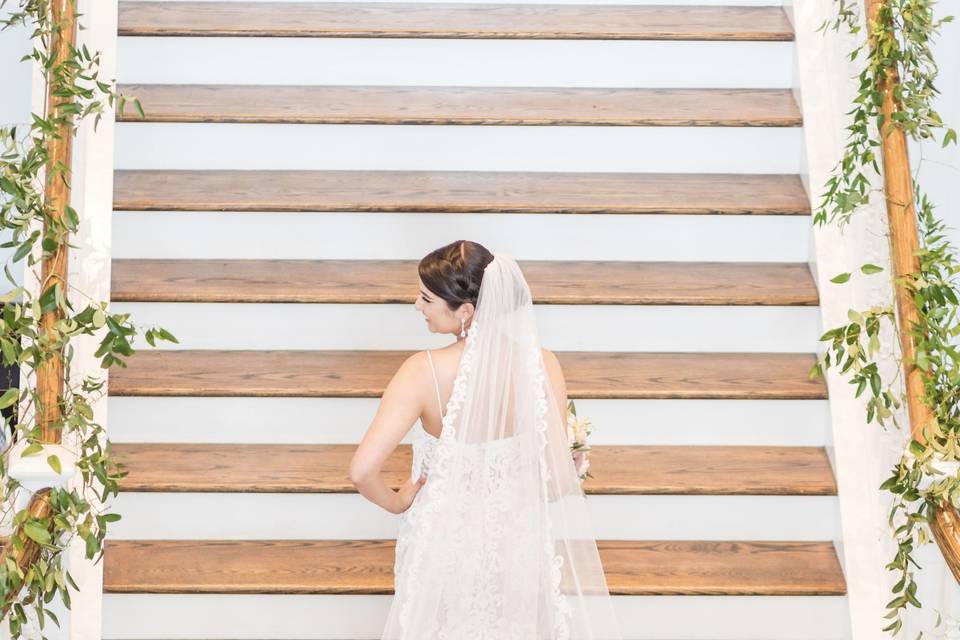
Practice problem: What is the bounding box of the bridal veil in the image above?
[382,251,622,639]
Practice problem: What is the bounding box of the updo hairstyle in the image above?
[417,240,495,312]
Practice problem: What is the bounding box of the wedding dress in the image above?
[381,252,622,640]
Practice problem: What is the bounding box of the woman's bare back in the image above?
[419,343,566,439]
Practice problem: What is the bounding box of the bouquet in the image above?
[566,399,593,482]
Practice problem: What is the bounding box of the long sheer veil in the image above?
[383,252,623,639]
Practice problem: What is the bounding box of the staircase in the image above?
[103,1,850,638]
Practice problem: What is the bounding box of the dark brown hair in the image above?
[418,240,494,311]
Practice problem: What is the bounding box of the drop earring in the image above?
[460,318,466,338]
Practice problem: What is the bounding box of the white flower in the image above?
[567,417,592,445]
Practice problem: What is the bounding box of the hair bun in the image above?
[418,240,494,310]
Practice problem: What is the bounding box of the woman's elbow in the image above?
[348,456,376,488]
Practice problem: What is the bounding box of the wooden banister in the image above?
[865,0,960,581]
[37,0,76,445]
[0,489,54,618]
[1,0,77,614]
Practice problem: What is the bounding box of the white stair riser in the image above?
[107,397,830,446]
[114,124,803,173]
[120,0,785,5]
[102,594,848,640]
[118,38,793,88]
[105,493,840,541]
[112,212,814,262]
[111,303,822,352]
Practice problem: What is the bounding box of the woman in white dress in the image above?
[349,240,622,639]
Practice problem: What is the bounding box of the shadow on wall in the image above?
[0,329,16,448]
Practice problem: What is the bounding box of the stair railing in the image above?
[863,0,960,580]
[1,0,119,636]
[3,0,76,600]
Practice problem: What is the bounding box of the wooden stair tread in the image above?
[109,350,827,399]
[113,170,811,215]
[110,259,819,305]
[103,539,846,595]
[111,443,837,495]
[116,85,802,126]
[117,2,795,41]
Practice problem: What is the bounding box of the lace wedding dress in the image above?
[380,253,622,640]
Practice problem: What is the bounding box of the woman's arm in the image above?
[541,348,580,502]
[349,352,429,514]
[542,348,568,422]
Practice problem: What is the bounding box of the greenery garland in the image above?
[0,1,170,636]
[812,0,957,636]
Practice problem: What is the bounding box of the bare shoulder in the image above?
[386,351,430,393]
[404,350,430,373]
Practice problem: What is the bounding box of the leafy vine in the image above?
[0,1,168,637]
[811,0,957,636]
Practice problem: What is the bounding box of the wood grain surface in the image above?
[118,2,795,41]
[110,259,819,305]
[113,170,811,216]
[103,538,846,595]
[116,85,803,126]
[108,350,828,399]
[111,442,837,495]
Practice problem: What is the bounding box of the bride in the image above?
[349,240,622,639]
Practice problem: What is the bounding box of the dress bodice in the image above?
[410,421,439,482]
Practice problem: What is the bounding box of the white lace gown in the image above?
[385,421,541,639]
[393,421,438,584]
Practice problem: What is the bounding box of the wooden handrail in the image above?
[865,0,960,581]
[0,489,54,617]
[37,0,77,445]
[0,0,77,613]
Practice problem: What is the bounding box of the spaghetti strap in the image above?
[426,350,445,418]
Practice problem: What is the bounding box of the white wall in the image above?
[910,9,960,245]
[0,12,33,284]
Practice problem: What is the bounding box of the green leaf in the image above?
[23,522,51,546]
[21,443,43,457]
[880,476,898,490]
[12,240,33,263]
[860,263,884,275]
[65,570,79,592]
[831,272,852,284]
[46,454,61,475]
[944,128,957,147]
[0,287,23,303]
[1,338,16,365]
[0,387,19,409]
